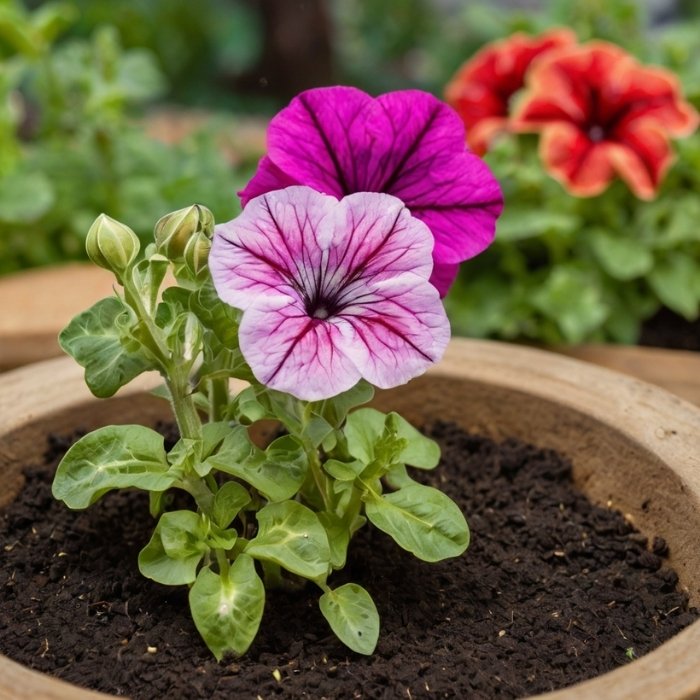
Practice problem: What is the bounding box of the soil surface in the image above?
[640,308,700,351]
[1,424,697,699]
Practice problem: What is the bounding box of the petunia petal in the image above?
[212,186,452,400]
[539,123,614,197]
[429,262,461,298]
[608,122,674,200]
[240,86,503,293]
[326,191,435,292]
[613,62,700,137]
[239,156,300,207]
[371,91,503,265]
[447,28,576,151]
[210,186,337,311]
[238,297,361,401]
[339,277,450,389]
[264,86,374,197]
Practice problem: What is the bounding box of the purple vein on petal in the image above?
[211,186,450,400]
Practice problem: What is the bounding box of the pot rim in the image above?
[1,338,699,700]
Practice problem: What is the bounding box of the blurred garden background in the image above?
[1,0,699,346]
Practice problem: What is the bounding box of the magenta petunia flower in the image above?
[210,186,450,401]
[239,86,503,296]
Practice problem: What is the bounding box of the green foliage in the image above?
[52,425,172,508]
[245,501,330,580]
[139,511,210,585]
[364,483,470,562]
[53,204,469,660]
[58,297,153,397]
[0,0,248,276]
[319,583,380,655]
[189,557,265,661]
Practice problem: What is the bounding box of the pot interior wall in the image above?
[2,373,699,606]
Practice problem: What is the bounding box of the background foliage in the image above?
[2,0,698,343]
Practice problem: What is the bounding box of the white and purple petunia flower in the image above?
[240,86,504,296]
[210,186,450,401]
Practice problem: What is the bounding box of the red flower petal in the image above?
[608,122,674,200]
[539,123,613,197]
[445,28,576,153]
[515,40,698,197]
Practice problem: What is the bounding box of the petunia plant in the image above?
[445,23,700,344]
[52,88,502,659]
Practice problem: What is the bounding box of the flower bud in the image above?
[183,230,212,279]
[154,205,214,261]
[85,214,140,278]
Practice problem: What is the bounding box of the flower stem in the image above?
[208,376,229,422]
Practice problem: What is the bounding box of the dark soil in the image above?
[1,424,696,700]
[640,308,700,351]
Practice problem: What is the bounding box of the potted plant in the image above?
[1,85,698,699]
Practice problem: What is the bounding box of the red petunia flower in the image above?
[511,41,700,199]
[445,28,576,155]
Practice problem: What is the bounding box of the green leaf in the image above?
[0,171,55,223]
[213,481,251,529]
[589,230,653,281]
[319,584,379,655]
[205,430,308,502]
[304,414,335,448]
[189,556,265,660]
[138,511,207,585]
[167,437,203,478]
[364,483,469,562]
[344,408,386,464]
[318,512,351,569]
[320,380,375,427]
[323,458,364,482]
[344,409,434,475]
[201,422,233,458]
[384,464,417,490]
[206,524,238,551]
[131,255,169,315]
[191,282,240,348]
[233,387,270,423]
[245,501,330,579]
[52,425,172,508]
[496,209,579,242]
[649,254,700,319]
[167,311,203,369]
[59,297,153,398]
[387,413,440,469]
[532,266,609,343]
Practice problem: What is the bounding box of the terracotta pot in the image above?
[1,340,699,699]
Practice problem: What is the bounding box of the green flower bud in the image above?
[154,205,214,261]
[183,230,212,280]
[85,214,140,279]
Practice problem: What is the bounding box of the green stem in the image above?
[215,548,230,577]
[208,376,229,422]
[299,400,332,510]
[341,484,363,527]
[165,376,201,440]
[181,476,214,514]
[123,278,202,441]
[308,450,332,511]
